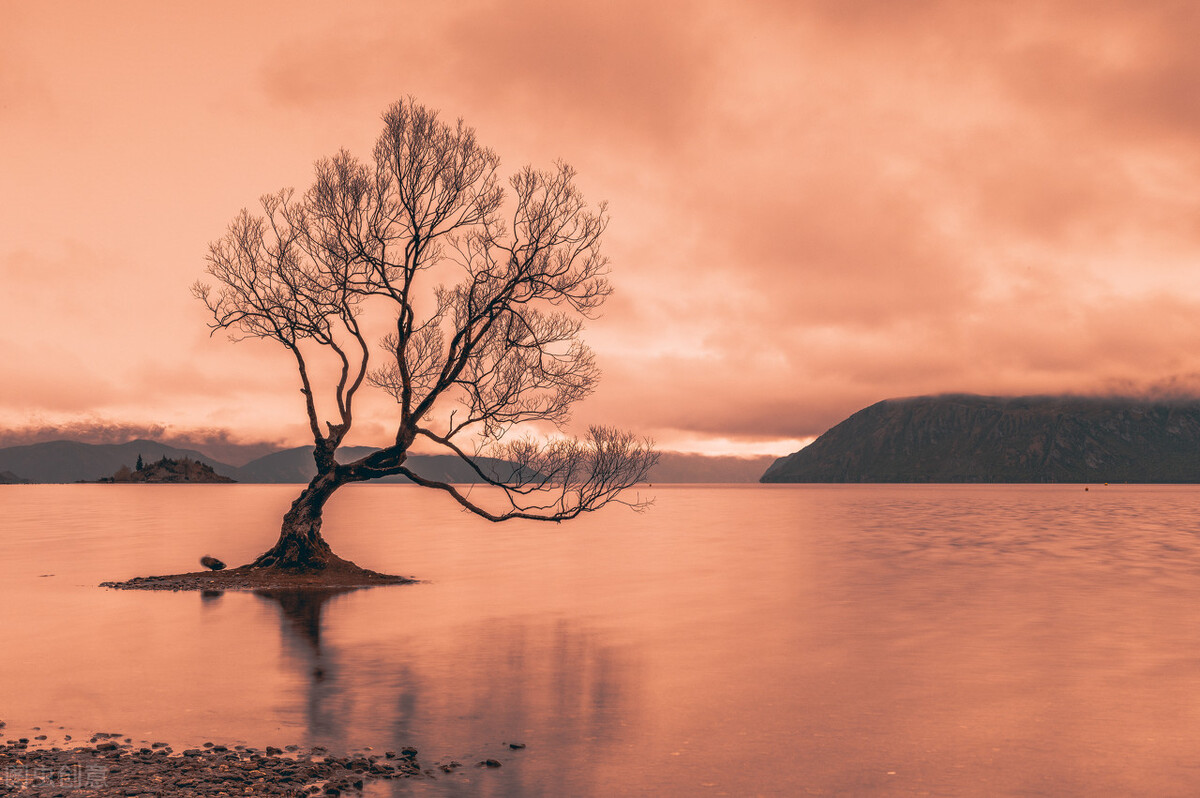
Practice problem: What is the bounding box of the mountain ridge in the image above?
[0,440,523,485]
[0,439,239,483]
[761,394,1200,483]
[0,440,774,484]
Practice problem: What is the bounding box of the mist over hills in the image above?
[761,394,1200,483]
[0,440,774,484]
[648,453,776,483]
[0,439,236,483]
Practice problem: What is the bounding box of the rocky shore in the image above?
[0,727,433,797]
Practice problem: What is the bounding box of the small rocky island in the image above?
[762,394,1200,483]
[99,455,236,484]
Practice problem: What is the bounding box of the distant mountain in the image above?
[0,470,26,485]
[0,439,239,483]
[761,394,1200,483]
[232,446,378,483]
[234,446,529,484]
[0,440,530,485]
[237,447,777,484]
[0,439,780,485]
[647,452,777,483]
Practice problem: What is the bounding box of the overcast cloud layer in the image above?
[5,0,1200,457]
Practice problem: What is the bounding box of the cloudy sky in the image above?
[5,0,1200,461]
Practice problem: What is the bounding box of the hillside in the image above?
[761,394,1200,483]
[0,439,777,484]
[234,447,532,484]
[646,452,776,483]
[238,447,775,484]
[101,456,236,484]
[0,440,240,483]
[0,441,535,484]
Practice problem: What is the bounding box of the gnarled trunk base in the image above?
[252,473,342,571]
[101,466,418,590]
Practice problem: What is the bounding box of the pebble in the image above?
[0,734,425,796]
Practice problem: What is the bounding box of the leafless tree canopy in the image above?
[196,99,657,525]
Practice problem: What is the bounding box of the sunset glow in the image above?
[6,1,1200,459]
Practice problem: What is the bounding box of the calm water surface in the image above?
[4,484,1200,796]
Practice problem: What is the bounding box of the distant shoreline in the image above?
[0,440,777,485]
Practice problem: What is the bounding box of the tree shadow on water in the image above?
[217,587,643,795]
[249,588,360,740]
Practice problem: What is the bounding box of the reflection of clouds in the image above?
[254,588,639,795]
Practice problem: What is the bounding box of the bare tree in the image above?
[195,99,658,573]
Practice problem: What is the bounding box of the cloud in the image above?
[258,0,722,157]
[0,244,307,438]
[579,281,1200,443]
[443,0,720,147]
[0,6,55,121]
[555,0,1200,448]
[992,2,1200,148]
[12,1,1200,457]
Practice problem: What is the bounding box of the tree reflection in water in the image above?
[245,588,640,796]
[252,589,357,742]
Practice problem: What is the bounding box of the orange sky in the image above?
[5,0,1200,461]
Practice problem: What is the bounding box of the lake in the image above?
[4,483,1200,796]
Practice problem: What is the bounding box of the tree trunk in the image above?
[252,470,344,570]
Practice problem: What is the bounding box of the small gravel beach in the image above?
[0,727,431,797]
